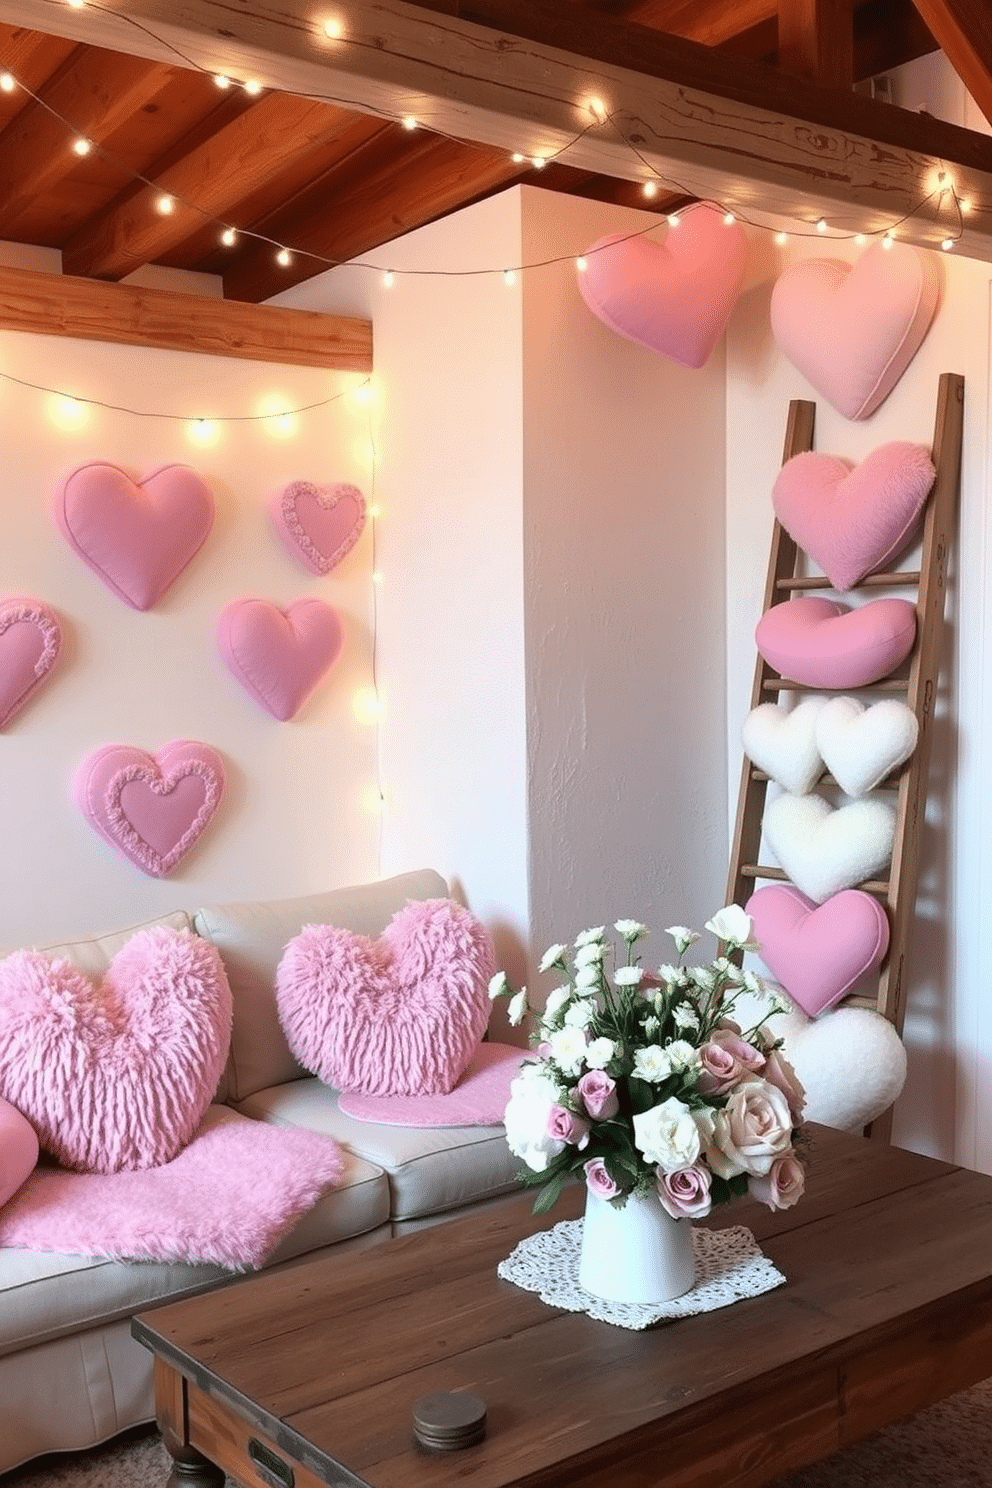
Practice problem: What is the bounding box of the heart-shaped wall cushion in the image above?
[0,926,232,1173]
[56,463,214,610]
[747,883,889,1017]
[764,1004,907,1132]
[272,481,366,576]
[741,697,828,795]
[75,740,225,879]
[275,898,495,1097]
[755,595,917,689]
[772,442,935,591]
[763,792,896,903]
[815,696,919,797]
[0,598,61,728]
[218,598,344,721]
[770,242,941,420]
[576,204,748,368]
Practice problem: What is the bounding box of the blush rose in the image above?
[575,1069,619,1119]
[749,1152,805,1210]
[657,1162,712,1219]
[708,1078,793,1178]
[583,1157,621,1199]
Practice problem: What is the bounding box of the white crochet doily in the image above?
[497,1218,786,1330]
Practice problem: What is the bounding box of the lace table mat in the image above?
[497,1218,786,1330]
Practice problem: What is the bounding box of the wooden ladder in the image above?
[725,373,965,1137]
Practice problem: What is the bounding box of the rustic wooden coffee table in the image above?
[133,1123,992,1488]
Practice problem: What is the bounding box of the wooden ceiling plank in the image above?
[0,0,989,260]
[911,0,992,125]
[0,261,372,370]
[778,0,854,86]
[61,91,364,279]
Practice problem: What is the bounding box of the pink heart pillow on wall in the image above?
[218,598,344,721]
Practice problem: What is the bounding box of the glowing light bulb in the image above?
[883,232,894,249]
[667,214,680,228]
[66,0,85,9]
[352,687,381,725]
[774,232,788,246]
[511,152,524,163]
[723,212,735,225]
[188,418,218,446]
[73,138,91,156]
[372,570,384,586]
[941,238,954,251]
[503,269,516,286]
[642,181,657,199]
[368,503,381,519]
[960,198,973,215]
[244,79,263,96]
[855,233,867,245]
[587,97,607,122]
[382,270,394,287]
[816,217,827,233]
[323,17,343,38]
[576,256,588,272]
[220,227,237,247]
[531,156,546,169]
[51,395,86,429]
[0,73,16,93]
[156,194,174,215]
[276,247,292,267]
[214,74,231,89]
[401,116,417,131]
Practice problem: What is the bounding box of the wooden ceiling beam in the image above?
[0,0,989,261]
[910,0,992,125]
[777,0,854,86]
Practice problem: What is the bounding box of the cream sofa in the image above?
[0,870,520,1477]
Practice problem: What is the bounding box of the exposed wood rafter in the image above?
[777,0,854,87]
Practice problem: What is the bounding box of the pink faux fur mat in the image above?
[338,1042,526,1127]
[0,1106,345,1271]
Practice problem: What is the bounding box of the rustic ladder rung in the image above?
[739,864,890,895]
[776,570,921,591]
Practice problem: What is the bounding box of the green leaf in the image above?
[531,1171,569,1215]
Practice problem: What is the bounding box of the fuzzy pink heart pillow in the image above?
[275,899,495,1096]
[0,1096,38,1207]
[755,595,916,689]
[747,884,889,1017]
[773,442,935,591]
[56,463,214,610]
[0,598,62,728]
[272,481,366,575]
[577,204,748,368]
[218,598,344,721]
[770,242,940,420]
[0,926,232,1173]
[75,740,225,878]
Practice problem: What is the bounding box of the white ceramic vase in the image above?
[578,1187,696,1305]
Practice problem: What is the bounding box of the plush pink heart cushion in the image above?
[747,884,889,1017]
[0,598,61,728]
[276,898,495,1096]
[770,242,941,420]
[756,595,916,688]
[218,598,344,721]
[272,481,366,576]
[56,463,214,610]
[75,739,226,878]
[0,1095,38,1207]
[0,926,232,1173]
[773,442,935,591]
[577,203,748,368]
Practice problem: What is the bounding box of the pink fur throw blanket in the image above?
[0,1107,345,1271]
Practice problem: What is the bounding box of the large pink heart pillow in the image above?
[0,1096,38,1207]
[218,598,344,721]
[275,898,495,1096]
[755,595,916,688]
[747,884,889,1017]
[0,598,61,728]
[75,740,225,878]
[577,204,748,368]
[56,463,214,610]
[0,926,232,1173]
[773,442,935,591]
[272,481,366,576]
[770,242,940,420]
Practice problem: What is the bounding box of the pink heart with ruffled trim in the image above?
[272,481,366,575]
[75,740,225,878]
[747,884,889,1017]
[218,598,343,721]
[0,598,62,727]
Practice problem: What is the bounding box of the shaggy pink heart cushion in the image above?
[272,481,366,576]
[747,884,890,1017]
[755,595,917,689]
[0,598,62,728]
[218,597,344,721]
[0,1096,38,1208]
[576,203,748,368]
[56,463,214,610]
[0,926,232,1174]
[276,898,495,1096]
[772,442,935,591]
[770,242,941,420]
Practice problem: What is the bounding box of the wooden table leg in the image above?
[165,1444,226,1487]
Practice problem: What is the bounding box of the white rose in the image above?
[503,1067,564,1172]
[666,1040,698,1072]
[708,1078,794,1178]
[548,1025,588,1076]
[543,986,572,1020]
[564,999,595,1029]
[538,943,568,973]
[633,1097,713,1172]
[585,1037,615,1069]
[633,1045,672,1082]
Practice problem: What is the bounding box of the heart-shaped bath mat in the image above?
[275,898,495,1096]
[756,595,917,689]
[763,792,896,903]
[763,1004,906,1132]
[747,883,889,1017]
[56,463,214,610]
[218,597,344,721]
[0,597,62,728]
[576,203,748,368]
[773,442,935,591]
[770,241,941,420]
[741,697,828,795]
[75,740,226,878]
[0,925,232,1173]
[815,696,919,797]
[272,480,366,575]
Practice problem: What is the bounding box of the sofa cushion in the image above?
[193,870,448,1102]
[1,909,193,971]
[235,1078,521,1222]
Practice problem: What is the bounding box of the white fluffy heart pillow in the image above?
[741,697,827,795]
[815,697,918,797]
[763,792,896,903]
[765,1003,907,1132]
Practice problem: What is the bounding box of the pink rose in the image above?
[708,1079,794,1178]
[749,1152,805,1210]
[760,1044,806,1121]
[576,1069,620,1119]
[547,1105,590,1146]
[583,1157,621,1199]
[657,1162,712,1219]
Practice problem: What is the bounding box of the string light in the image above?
[382,270,394,287]
[72,138,91,156]
[220,227,237,247]
[531,156,547,169]
[576,256,588,272]
[883,232,894,249]
[511,152,525,163]
[774,232,788,245]
[941,238,954,251]
[243,79,263,96]
[323,18,343,38]
[642,181,657,199]
[586,97,607,122]
[0,72,16,92]
[816,218,827,233]
[275,247,292,267]
[214,74,231,89]
[156,194,175,215]
[855,233,867,245]
[503,269,516,285]
[723,212,735,225]
[401,116,417,131]
[667,213,680,228]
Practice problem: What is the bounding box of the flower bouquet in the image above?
[489,905,806,1220]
